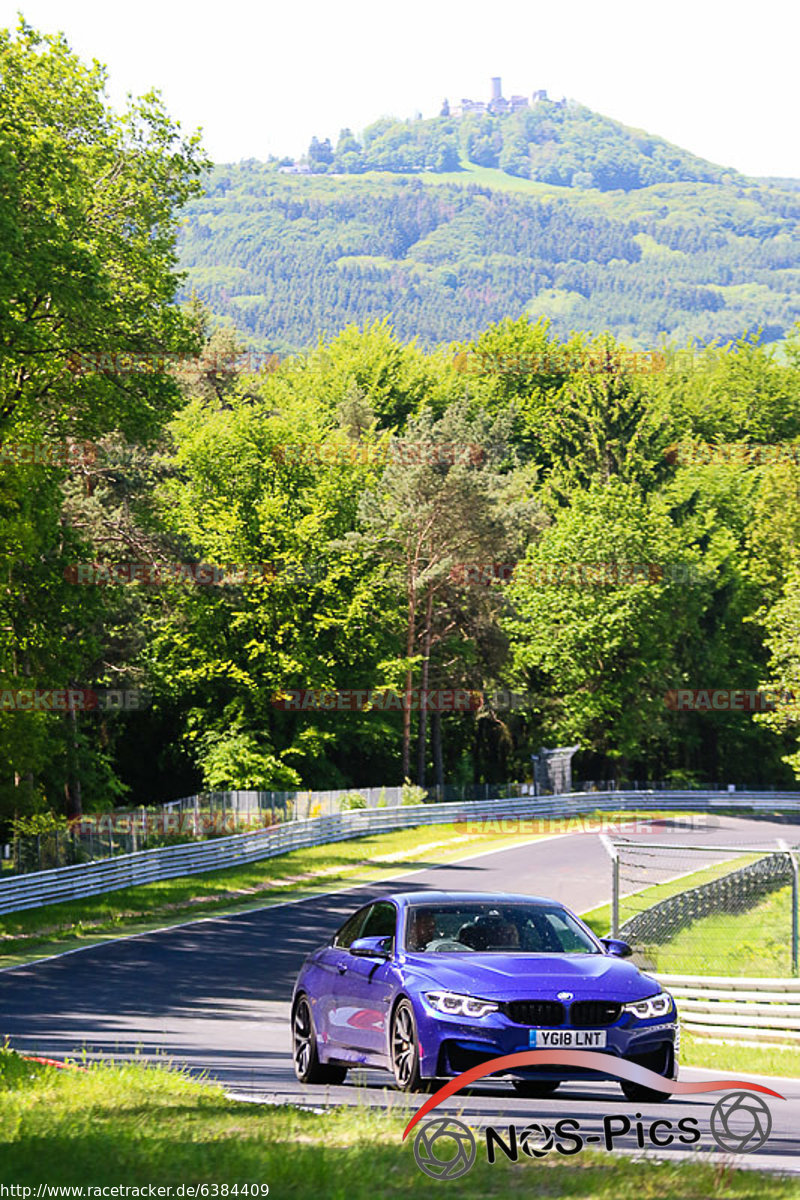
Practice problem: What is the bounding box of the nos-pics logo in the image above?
[411,1093,774,1180]
[404,1051,784,1181]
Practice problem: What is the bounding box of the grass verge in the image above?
[1,1051,797,1195]
[681,1031,800,1079]
[644,884,794,976]
[581,868,800,1075]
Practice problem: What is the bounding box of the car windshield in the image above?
[404,902,601,954]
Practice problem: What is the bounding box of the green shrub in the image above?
[401,780,427,806]
[10,812,69,837]
[341,792,367,810]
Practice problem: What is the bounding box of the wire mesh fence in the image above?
[604,838,800,977]
[3,781,538,875]
[5,781,799,878]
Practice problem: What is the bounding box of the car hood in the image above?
[401,953,658,1000]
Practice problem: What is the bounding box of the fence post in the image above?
[599,834,619,937]
[779,839,799,975]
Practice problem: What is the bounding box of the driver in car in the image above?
[407,908,437,950]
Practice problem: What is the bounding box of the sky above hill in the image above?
[4,0,797,179]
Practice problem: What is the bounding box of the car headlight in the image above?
[424,991,499,1018]
[623,992,674,1020]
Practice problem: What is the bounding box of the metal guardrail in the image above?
[659,973,800,1045]
[0,789,799,917]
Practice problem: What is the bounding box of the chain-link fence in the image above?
[6,804,293,876]
[4,781,539,875]
[159,781,535,822]
[604,837,800,977]
[8,816,208,875]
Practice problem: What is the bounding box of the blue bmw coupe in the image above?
[291,890,678,1101]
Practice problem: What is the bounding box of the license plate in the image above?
[529,1029,607,1048]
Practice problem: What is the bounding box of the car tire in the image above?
[620,1047,675,1103]
[512,1079,561,1098]
[390,999,430,1092]
[620,1079,672,1103]
[292,995,348,1085]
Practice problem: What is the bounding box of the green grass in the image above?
[646,884,795,976]
[580,853,759,939]
[681,1031,800,1078]
[1,1051,797,1195]
[418,159,569,197]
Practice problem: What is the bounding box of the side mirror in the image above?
[601,937,633,958]
[350,935,393,959]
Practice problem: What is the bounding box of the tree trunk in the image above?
[63,690,83,820]
[432,709,444,791]
[473,715,482,786]
[402,572,417,781]
[417,589,434,786]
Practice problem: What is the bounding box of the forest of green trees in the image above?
[2,23,800,831]
[179,163,800,353]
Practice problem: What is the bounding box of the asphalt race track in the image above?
[2,816,800,1173]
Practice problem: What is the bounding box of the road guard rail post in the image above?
[778,838,800,975]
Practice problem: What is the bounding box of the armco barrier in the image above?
[0,790,799,916]
[658,974,800,1045]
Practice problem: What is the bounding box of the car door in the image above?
[312,905,370,1048]
[325,901,398,1058]
[334,900,398,1058]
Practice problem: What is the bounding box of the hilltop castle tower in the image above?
[447,79,548,120]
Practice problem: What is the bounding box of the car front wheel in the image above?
[620,1078,672,1103]
[292,995,347,1085]
[390,999,429,1092]
[620,1047,675,1103]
